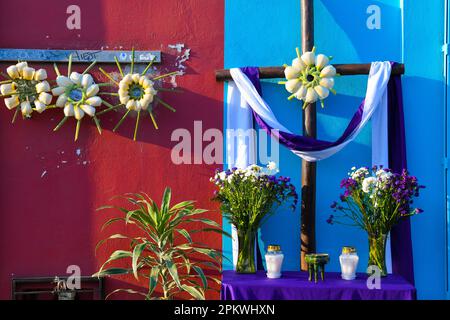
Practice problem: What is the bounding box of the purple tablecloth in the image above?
[221,271,416,300]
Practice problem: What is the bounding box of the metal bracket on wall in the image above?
[0,48,161,64]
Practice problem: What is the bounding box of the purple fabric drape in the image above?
[221,271,416,300]
[240,66,414,284]
[242,66,365,152]
[387,74,415,285]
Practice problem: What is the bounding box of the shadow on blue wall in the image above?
[317,0,402,63]
[256,80,370,272]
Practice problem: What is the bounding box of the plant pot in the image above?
[57,290,76,300]
[236,228,257,273]
[367,233,388,277]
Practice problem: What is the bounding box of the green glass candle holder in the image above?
[305,253,330,283]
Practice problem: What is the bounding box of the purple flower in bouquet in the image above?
[328,166,424,232]
[326,215,334,225]
[328,166,424,277]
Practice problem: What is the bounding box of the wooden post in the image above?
[300,0,316,271]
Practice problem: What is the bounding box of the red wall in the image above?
[0,0,223,299]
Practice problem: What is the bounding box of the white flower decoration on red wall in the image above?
[1,62,53,121]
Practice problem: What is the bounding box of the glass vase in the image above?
[367,233,388,277]
[236,228,257,273]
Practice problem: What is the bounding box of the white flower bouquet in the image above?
[211,162,298,273]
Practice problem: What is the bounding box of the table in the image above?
[221,271,416,300]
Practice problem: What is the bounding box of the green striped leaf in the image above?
[92,267,131,278]
[95,234,129,253]
[148,267,159,297]
[165,259,181,287]
[132,243,147,279]
[181,284,205,300]
[192,266,207,289]
[106,288,147,300]
[176,229,192,243]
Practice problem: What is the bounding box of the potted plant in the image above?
[211,162,298,273]
[328,166,424,276]
[93,187,225,300]
[53,277,76,300]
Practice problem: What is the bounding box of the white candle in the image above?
[265,245,284,279]
[339,246,359,280]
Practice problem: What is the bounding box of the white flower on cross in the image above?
[281,47,337,109]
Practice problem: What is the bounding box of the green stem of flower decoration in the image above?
[98,67,119,86]
[302,102,309,110]
[330,88,337,95]
[296,47,301,58]
[133,110,141,141]
[67,54,73,76]
[54,116,68,131]
[114,56,124,77]
[155,97,176,112]
[278,81,287,85]
[141,57,156,76]
[152,71,179,81]
[287,94,296,101]
[98,92,119,96]
[113,109,131,132]
[75,119,81,141]
[101,100,115,109]
[82,60,97,75]
[0,93,14,98]
[148,110,159,129]
[11,106,21,124]
[93,116,102,134]
[0,80,12,84]
[320,100,325,109]
[54,63,61,77]
[97,103,122,115]
[98,83,114,87]
[130,48,135,74]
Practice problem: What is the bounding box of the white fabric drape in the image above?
[226,82,258,269]
[229,62,392,162]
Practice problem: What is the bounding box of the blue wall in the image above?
[403,0,446,299]
[224,0,447,299]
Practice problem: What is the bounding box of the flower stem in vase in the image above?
[236,228,257,273]
[367,233,388,277]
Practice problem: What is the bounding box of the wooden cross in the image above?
[215,0,404,270]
